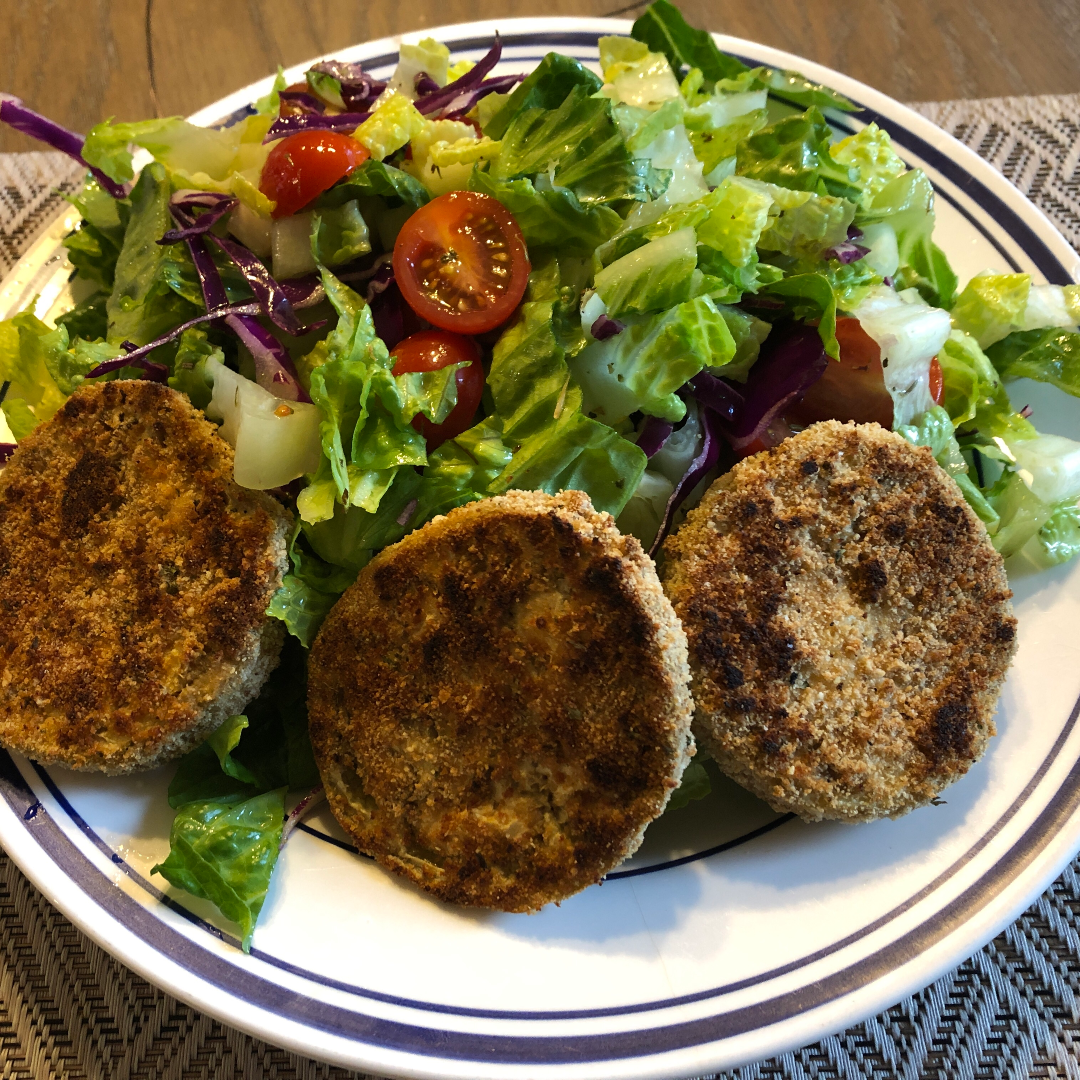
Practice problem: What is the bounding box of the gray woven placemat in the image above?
[1,95,1079,1080]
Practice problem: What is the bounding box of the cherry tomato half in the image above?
[393,191,530,335]
[787,316,894,428]
[390,330,485,449]
[259,131,370,219]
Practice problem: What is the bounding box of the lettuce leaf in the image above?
[469,170,622,254]
[302,268,428,520]
[482,53,603,141]
[631,0,748,83]
[896,406,999,527]
[315,158,430,212]
[106,163,198,347]
[986,327,1080,397]
[63,175,130,288]
[570,296,736,424]
[736,108,861,201]
[491,85,651,205]
[855,169,957,309]
[594,228,699,317]
[937,328,1035,439]
[152,789,285,951]
[830,123,908,207]
[743,179,855,260]
[311,201,371,266]
[84,113,277,215]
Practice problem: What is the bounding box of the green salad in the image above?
[1,0,1078,948]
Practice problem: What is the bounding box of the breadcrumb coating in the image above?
[661,421,1016,822]
[308,489,694,911]
[0,380,291,773]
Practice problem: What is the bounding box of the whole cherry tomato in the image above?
[259,130,369,219]
[390,330,485,449]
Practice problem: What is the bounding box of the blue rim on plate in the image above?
[1,20,1078,1078]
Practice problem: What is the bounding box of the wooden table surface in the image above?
[1,0,1079,154]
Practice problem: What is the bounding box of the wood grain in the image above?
[0,0,1078,152]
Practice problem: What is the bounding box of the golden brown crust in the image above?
[660,421,1016,822]
[308,489,694,911]
[0,380,292,773]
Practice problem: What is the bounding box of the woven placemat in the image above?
[1,95,1079,1080]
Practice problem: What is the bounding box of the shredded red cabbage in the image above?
[414,73,441,96]
[637,415,674,458]
[412,36,503,116]
[591,314,625,341]
[685,371,744,422]
[280,274,325,309]
[0,93,127,199]
[278,90,327,116]
[847,224,863,239]
[163,193,317,339]
[0,444,15,464]
[721,324,827,456]
[85,302,261,378]
[170,226,311,402]
[224,313,310,401]
[437,74,525,120]
[266,111,372,141]
[308,62,386,110]
[159,193,237,243]
[648,404,724,557]
[823,240,870,264]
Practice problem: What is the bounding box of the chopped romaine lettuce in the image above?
[951,273,1080,348]
[153,789,285,951]
[594,228,699,317]
[849,284,952,427]
[987,327,1080,398]
[856,169,957,309]
[736,108,861,201]
[570,296,736,424]
[482,53,602,141]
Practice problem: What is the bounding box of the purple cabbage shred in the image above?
[437,74,525,120]
[412,36,503,116]
[636,415,674,458]
[163,193,314,338]
[0,444,16,464]
[685,371,744,422]
[648,405,724,557]
[308,62,386,111]
[823,240,870,265]
[721,325,827,456]
[266,111,372,141]
[590,314,625,341]
[277,90,327,115]
[414,72,441,96]
[0,93,127,199]
[279,274,325,309]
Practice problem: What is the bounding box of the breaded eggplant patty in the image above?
[661,421,1016,822]
[308,489,694,911]
[0,380,291,773]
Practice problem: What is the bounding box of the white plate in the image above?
[1,19,1079,1080]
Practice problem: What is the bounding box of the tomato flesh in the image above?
[259,131,370,219]
[787,316,895,428]
[390,330,485,449]
[393,191,530,335]
[929,355,944,405]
